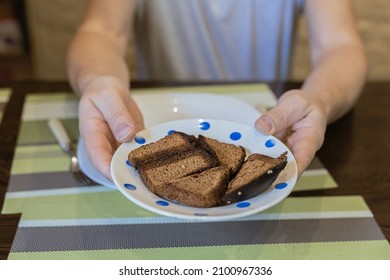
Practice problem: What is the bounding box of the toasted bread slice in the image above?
[154,166,230,208]
[222,152,288,204]
[198,135,246,175]
[128,131,197,168]
[138,149,218,192]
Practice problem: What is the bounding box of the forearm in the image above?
[301,0,368,124]
[66,30,130,96]
[301,44,367,123]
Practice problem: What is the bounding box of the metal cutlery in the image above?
[48,118,95,186]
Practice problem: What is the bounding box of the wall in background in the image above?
[25,0,390,81]
[292,0,390,81]
[0,0,31,80]
[26,0,88,80]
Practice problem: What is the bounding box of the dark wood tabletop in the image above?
[0,80,389,260]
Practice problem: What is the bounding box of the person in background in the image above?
[67,0,367,180]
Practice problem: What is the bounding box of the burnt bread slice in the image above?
[153,166,230,208]
[221,152,288,204]
[138,149,218,193]
[128,131,197,168]
[198,135,246,175]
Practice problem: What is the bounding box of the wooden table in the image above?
[0,80,389,260]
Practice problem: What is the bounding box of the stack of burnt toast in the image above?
[128,131,287,208]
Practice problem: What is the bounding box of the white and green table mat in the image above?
[8,195,390,260]
[3,84,389,260]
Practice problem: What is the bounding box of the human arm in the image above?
[66,0,143,179]
[255,0,367,176]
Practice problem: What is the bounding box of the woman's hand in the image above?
[254,89,327,177]
[78,77,144,180]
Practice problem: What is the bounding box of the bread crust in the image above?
[221,152,288,204]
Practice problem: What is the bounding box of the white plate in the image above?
[78,93,261,188]
[111,119,297,220]
[134,92,261,127]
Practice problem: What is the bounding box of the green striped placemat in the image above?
[8,196,390,260]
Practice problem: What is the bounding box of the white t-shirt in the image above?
[134,0,304,81]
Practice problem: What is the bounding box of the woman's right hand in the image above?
[78,76,144,180]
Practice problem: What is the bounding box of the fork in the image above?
[48,118,95,186]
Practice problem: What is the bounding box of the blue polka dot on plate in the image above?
[265,139,276,148]
[230,131,241,141]
[156,200,170,206]
[236,201,251,208]
[125,160,133,167]
[124,183,136,190]
[199,121,210,130]
[167,130,176,135]
[135,136,146,144]
[275,182,288,190]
